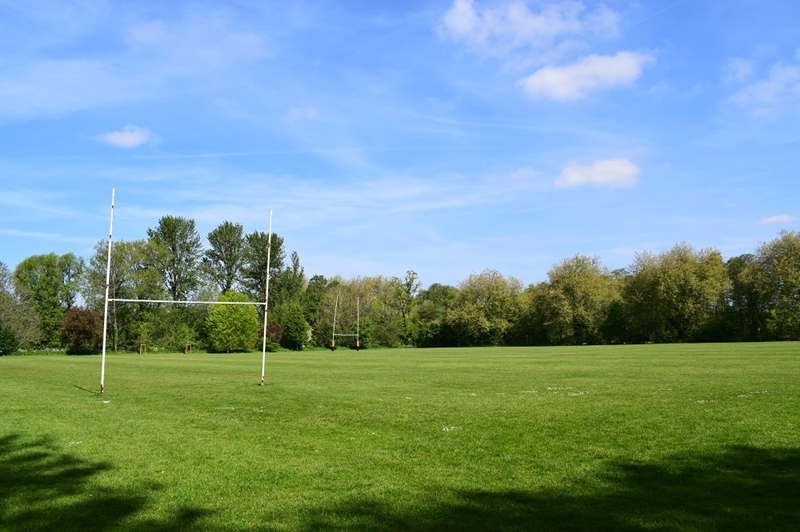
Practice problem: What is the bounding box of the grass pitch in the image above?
[1,343,799,531]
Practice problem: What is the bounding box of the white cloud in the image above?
[520,52,651,100]
[283,106,319,124]
[724,57,755,84]
[94,125,157,148]
[757,214,797,225]
[555,159,640,188]
[439,0,619,64]
[729,49,800,117]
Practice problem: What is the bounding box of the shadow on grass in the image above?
[268,446,799,532]
[2,435,797,531]
[0,434,210,532]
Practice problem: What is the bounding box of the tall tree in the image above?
[242,231,285,303]
[622,243,728,342]
[754,230,800,340]
[57,253,84,310]
[388,270,422,345]
[14,253,83,347]
[273,251,306,305]
[445,269,522,346]
[410,283,458,347]
[726,254,768,341]
[83,239,164,350]
[657,242,728,341]
[203,221,245,293]
[0,261,42,349]
[146,215,203,301]
[302,274,329,325]
[537,255,619,345]
[621,252,664,342]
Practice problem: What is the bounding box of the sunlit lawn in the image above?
[2,343,799,531]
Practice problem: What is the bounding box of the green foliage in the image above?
[0,321,19,355]
[0,261,42,349]
[276,301,309,350]
[749,230,800,340]
[273,251,306,306]
[534,255,619,345]
[445,269,522,345]
[619,243,729,343]
[57,253,84,310]
[242,231,284,302]
[59,307,102,354]
[13,253,84,347]
[411,283,458,347]
[84,239,166,350]
[146,215,203,301]
[312,276,404,348]
[205,291,260,352]
[203,221,245,293]
[387,270,422,345]
[302,274,329,325]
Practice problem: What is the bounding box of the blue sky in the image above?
[1,0,798,288]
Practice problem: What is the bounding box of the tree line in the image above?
[1,217,799,354]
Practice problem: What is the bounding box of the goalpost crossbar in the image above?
[109,298,266,306]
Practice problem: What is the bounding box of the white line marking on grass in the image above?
[442,426,459,431]
[738,390,769,398]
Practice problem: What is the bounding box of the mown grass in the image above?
[1,343,798,531]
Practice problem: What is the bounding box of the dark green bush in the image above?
[0,323,20,355]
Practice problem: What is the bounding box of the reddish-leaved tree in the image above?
[60,307,102,354]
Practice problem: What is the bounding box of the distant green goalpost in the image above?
[99,188,274,394]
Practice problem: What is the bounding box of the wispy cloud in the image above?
[0,4,271,121]
[555,159,640,188]
[757,214,797,226]
[520,52,651,100]
[439,1,650,99]
[438,0,619,65]
[0,229,96,245]
[728,48,800,117]
[0,59,147,119]
[724,57,755,84]
[94,125,158,148]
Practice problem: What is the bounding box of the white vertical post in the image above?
[356,295,360,350]
[331,294,338,350]
[100,188,115,395]
[260,208,273,386]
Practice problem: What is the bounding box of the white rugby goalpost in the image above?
[330,294,360,351]
[100,188,273,394]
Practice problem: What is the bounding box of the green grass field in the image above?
[2,343,798,531]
